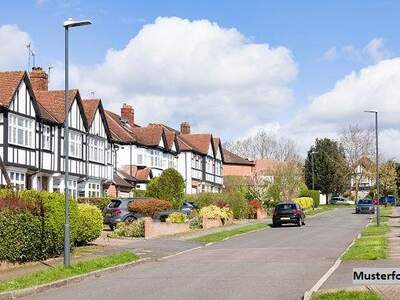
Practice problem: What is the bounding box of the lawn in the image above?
[0,251,139,293]
[311,290,379,300]
[193,223,267,243]
[342,207,392,261]
[305,204,353,216]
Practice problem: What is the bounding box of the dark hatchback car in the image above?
[272,202,305,227]
[103,198,140,230]
[355,199,375,214]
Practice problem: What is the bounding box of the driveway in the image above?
[24,208,370,300]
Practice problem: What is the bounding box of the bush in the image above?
[128,198,172,217]
[223,192,249,219]
[145,168,185,209]
[299,187,320,207]
[114,219,145,238]
[133,190,147,198]
[77,197,110,211]
[75,204,103,246]
[166,212,187,223]
[0,190,78,263]
[292,197,314,209]
[185,193,220,209]
[248,199,262,218]
[199,205,233,222]
[189,216,202,230]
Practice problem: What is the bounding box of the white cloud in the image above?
[51,17,297,137]
[284,57,400,158]
[0,25,31,70]
[321,37,393,63]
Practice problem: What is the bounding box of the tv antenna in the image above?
[26,42,36,70]
[48,66,53,83]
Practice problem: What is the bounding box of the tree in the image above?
[224,129,300,161]
[270,160,304,201]
[379,161,397,196]
[305,138,349,202]
[145,168,185,208]
[339,124,374,200]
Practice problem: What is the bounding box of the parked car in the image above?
[330,196,353,205]
[103,198,140,230]
[355,199,375,214]
[379,195,397,206]
[272,202,305,227]
[181,201,198,216]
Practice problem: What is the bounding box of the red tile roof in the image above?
[119,165,152,182]
[0,71,25,107]
[105,110,135,143]
[131,126,163,147]
[223,149,255,166]
[82,99,100,126]
[179,134,212,155]
[34,89,79,123]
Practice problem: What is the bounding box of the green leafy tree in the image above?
[379,161,397,196]
[145,168,185,208]
[305,138,349,202]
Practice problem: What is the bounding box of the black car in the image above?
[272,202,305,227]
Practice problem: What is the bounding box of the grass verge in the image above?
[0,251,139,293]
[305,204,353,217]
[342,207,392,261]
[193,223,267,243]
[311,290,379,300]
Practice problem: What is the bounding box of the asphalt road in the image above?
[25,208,370,300]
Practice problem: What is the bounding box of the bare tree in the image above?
[224,130,300,161]
[339,124,374,200]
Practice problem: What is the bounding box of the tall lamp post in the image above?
[364,110,380,226]
[63,18,92,266]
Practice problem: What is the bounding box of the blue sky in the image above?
[1,0,400,156]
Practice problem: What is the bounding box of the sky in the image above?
[1,0,400,158]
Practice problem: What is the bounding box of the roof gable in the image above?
[0,71,25,107]
[179,133,213,155]
[105,110,135,144]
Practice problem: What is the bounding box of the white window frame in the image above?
[42,125,51,150]
[88,137,104,163]
[9,171,25,190]
[8,114,34,148]
[69,131,82,158]
[88,182,101,197]
[137,148,144,165]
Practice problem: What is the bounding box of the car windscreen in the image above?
[108,200,121,208]
[358,200,371,205]
[276,204,296,211]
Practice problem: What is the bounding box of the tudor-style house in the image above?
[176,123,224,193]
[0,67,114,197]
[105,104,179,179]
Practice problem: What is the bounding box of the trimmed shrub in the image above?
[292,197,314,209]
[114,219,145,238]
[185,193,220,209]
[223,192,249,219]
[166,212,187,224]
[145,168,185,209]
[77,197,110,211]
[299,188,320,207]
[133,189,147,198]
[199,205,233,222]
[128,198,172,217]
[75,204,103,246]
[0,190,78,263]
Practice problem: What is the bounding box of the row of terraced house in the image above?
[0,67,224,197]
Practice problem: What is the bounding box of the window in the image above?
[88,137,105,163]
[206,157,213,173]
[192,154,202,170]
[137,148,144,165]
[69,131,82,158]
[88,183,101,197]
[9,171,25,190]
[42,125,51,150]
[8,114,34,147]
[215,161,222,176]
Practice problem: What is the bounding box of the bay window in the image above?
[88,183,101,197]
[10,171,25,190]
[8,114,34,147]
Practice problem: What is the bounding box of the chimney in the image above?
[121,103,135,128]
[29,67,48,91]
[180,122,191,134]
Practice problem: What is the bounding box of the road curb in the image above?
[0,257,150,300]
[303,229,363,299]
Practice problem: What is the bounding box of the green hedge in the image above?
[0,190,79,263]
[77,197,110,211]
[75,204,103,246]
[300,188,320,207]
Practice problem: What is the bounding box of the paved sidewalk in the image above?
[318,206,400,300]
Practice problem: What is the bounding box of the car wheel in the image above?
[298,218,302,227]
[124,216,137,222]
[109,224,115,231]
[302,220,306,226]
[273,223,281,227]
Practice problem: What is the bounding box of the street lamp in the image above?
[364,110,380,226]
[63,18,92,266]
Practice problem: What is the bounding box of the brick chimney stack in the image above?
[121,103,135,128]
[180,122,191,134]
[29,67,48,91]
